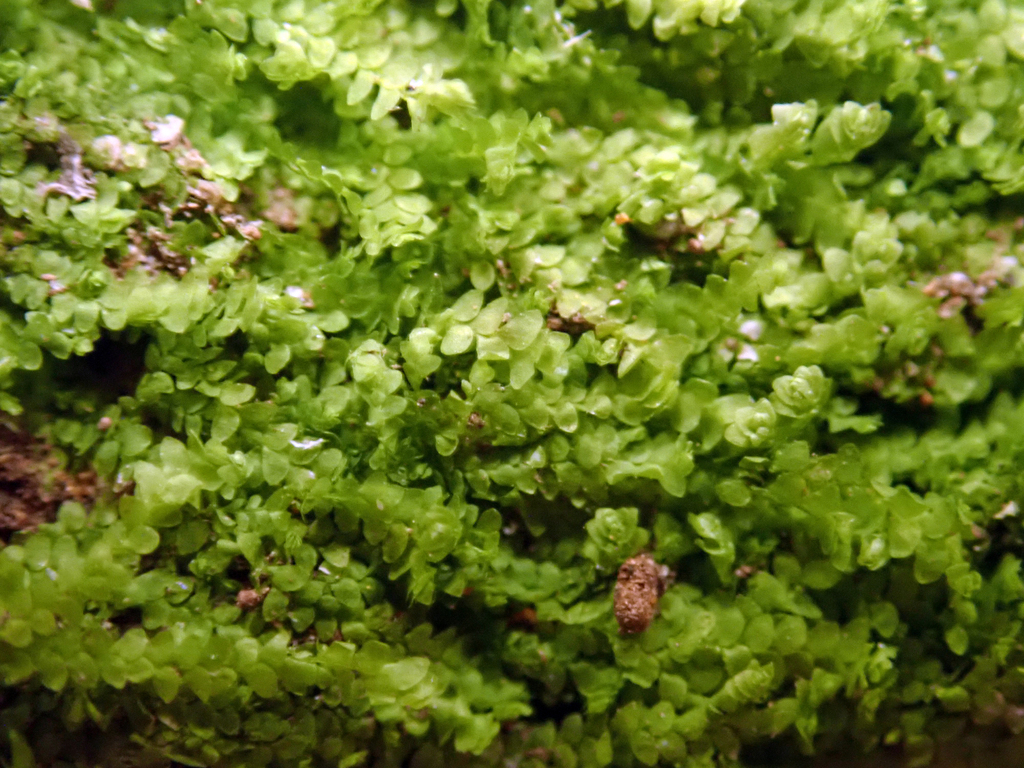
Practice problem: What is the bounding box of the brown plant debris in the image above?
[0,425,98,538]
[119,226,191,278]
[546,310,595,337]
[37,132,96,201]
[922,259,1017,319]
[185,181,262,241]
[614,553,672,634]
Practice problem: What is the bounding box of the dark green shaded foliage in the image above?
[2,0,1024,766]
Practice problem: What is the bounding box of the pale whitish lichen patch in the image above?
[147,115,185,147]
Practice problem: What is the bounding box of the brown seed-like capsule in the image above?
[614,553,671,634]
[236,587,268,610]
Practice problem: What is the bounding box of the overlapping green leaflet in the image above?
[2,0,1024,766]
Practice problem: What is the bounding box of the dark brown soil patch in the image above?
[0,424,97,538]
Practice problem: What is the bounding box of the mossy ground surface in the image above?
[3,1,1024,767]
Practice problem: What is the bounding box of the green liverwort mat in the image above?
[2,0,1024,766]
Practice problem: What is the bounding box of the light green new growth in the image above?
[2,0,1024,766]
